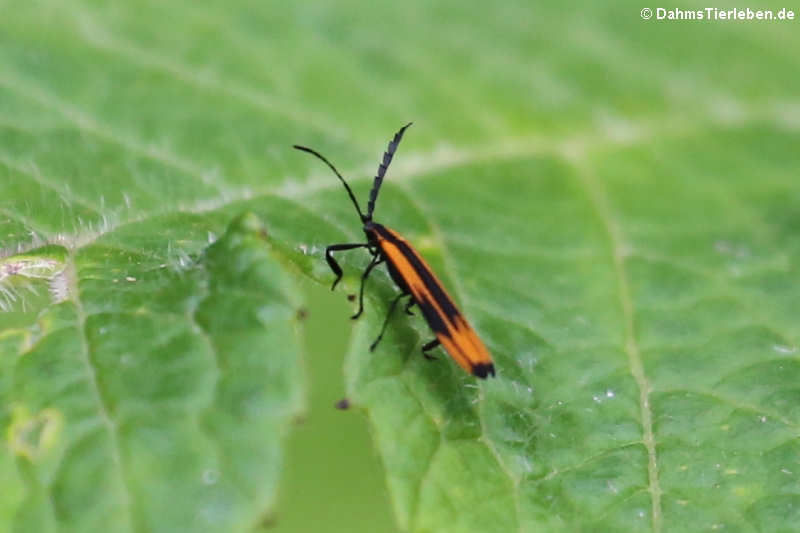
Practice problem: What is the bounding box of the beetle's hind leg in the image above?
[422,338,440,361]
[369,292,412,351]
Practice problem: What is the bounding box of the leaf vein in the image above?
[390,184,523,532]
[66,248,136,532]
[0,73,225,193]
[658,388,800,432]
[73,15,348,142]
[571,160,663,532]
[0,155,101,214]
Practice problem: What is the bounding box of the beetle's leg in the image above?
[325,243,369,291]
[422,338,440,361]
[352,254,384,319]
[404,298,416,316]
[369,292,411,351]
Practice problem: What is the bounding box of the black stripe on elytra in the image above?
[369,223,462,323]
[416,291,453,338]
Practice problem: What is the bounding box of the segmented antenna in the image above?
[366,122,412,220]
[293,144,366,221]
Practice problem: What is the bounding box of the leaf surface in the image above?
[1,2,799,532]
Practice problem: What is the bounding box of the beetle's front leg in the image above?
[325,243,369,291]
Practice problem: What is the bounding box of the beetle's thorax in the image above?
[363,221,383,244]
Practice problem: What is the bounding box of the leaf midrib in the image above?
[66,248,135,532]
[1,112,768,257]
[571,159,662,533]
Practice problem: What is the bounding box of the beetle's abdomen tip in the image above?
[472,363,496,379]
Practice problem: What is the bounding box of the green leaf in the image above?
[345,146,799,532]
[1,211,305,532]
[2,2,799,533]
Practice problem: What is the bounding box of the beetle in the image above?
[293,123,495,378]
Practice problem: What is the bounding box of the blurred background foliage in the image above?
[270,280,398,533]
